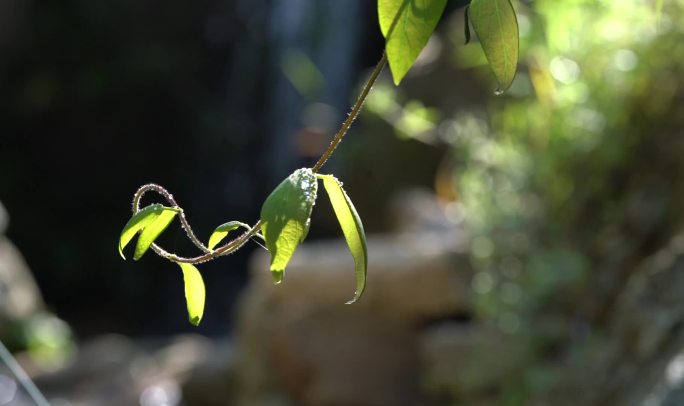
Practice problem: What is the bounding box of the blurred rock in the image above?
[0,201,46,341]
[389,188,457,233]
[269,310,420,406]
[236,231,473,405]
[0,201,7,234]
[31,334,238,405]
[245,233,471,321]
[35,334,141,405]
[182,340,238,406]
[420,324,531,401]
[0,236,45,335]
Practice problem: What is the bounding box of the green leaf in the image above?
[469,0,519,93]
[317,174,368,304]
[260,168,318,283]
[177,262,205,326]
[378,0,448,85]
[133,207,177,260]
[119,204,170,259]
[208,221,250,250]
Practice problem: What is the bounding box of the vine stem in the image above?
[312,52,387,173]
[131,52,387,264]
[132,184,210,254]
[131,184,262,264]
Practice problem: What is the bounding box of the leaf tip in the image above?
[271,269,284,284]
[345,296,360,305]
[390,68,404,86]
[189,315,201,326]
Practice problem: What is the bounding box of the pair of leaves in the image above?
[119,204,178,260]
[379,0,519,92]
[119,204,205,326]
[260,168,367,303]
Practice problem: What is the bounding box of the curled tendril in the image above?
[131,183,262,264]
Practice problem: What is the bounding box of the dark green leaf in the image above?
[177,262,205,326]
[260,168,317,283]
[378,0,448,85]
[317,175,368,304]
[464,6,471,45]
[119,204,174,259]
[469,0,519,93]
[133,208,177,260]
[208,221,250,250]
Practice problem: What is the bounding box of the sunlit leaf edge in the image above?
[317,174,368,304]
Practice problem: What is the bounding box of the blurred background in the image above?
[1,0,684,404]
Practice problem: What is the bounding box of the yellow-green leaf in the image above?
[133,208,177,260]
[260,168,317,283]
[317,174,368,304]
[469,0,519,93]
[177,262,205,326]
[378,0,448,85]
[208,221,250,250]
[119,204,167,259]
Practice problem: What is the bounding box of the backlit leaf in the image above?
[208,221,250,250]
[119,204,171,259]
[177,262,205,326]
[260,168,317,283]
[318,174,368,304]
[133,208,177,260]
[469,0,519,93]
[378,0,448,85]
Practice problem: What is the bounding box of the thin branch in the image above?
[132,184,211,254]
[131,183,262,263]
[150,220,262,264]
[312,52,387,173]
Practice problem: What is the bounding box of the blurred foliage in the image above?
[368,0,684,402]
[455,0,683,323]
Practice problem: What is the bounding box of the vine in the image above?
[119,0,520,325]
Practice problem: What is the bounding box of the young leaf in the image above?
[208,221,250,250]
[119,204,166,259]
[317,174,368,304]
[260,168,318,283]
[378,0,448,85]
[469,0,519,93]
[177,262,205,326]
[133,208,177,260]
